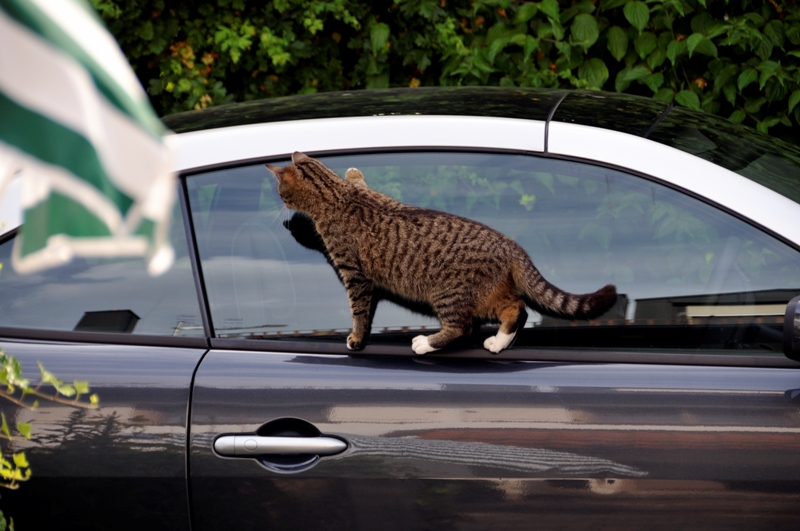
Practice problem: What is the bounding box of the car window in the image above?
[0,191,204,337]
[187,152,800,354]
[647,107,800,204]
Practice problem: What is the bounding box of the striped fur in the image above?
[267,152,617,354]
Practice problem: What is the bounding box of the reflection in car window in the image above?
[0,192,203,337]
[647,107,800,204]
[188,153,800,353]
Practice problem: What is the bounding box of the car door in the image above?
[0,193,207,530]
[186,150,800,530]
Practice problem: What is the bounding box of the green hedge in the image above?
[93,0,800,144]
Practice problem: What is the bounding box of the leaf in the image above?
[524,35,539,60]
[74,381,90,395]
[57,384,76,398]
[16,423,31,440]
[600,0,627,10]
[606,26,628,62]
[758,61,780,90]
[370,22,390,53]
[643,72,664,93]
[729,110,746,123]
[539,0,560,20]
[687,33,717,58]
[634,32,657,59]
[90,394,99,406]
[0,414,9,439]
[737,69,758,91]
[757,117,781,133]
[621,65,650,81]
[653,88,675,102]
[38,362,61,386]
[744,97,767,113]
[533,172,555,195]
[12,453,28,469]
[571,14,599,48]
[647,48,667,69]
[623,1,649,32]
[578,58,609,88]
[675,90,700,110]
[666,39,686,65]
[723,83,736,105]
[514,2,539,24]
[789,90,800,114]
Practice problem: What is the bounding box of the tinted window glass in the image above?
[553,90,669,136]
[0,193,203,336]
[648,107,800,203]
[188,153,800,353]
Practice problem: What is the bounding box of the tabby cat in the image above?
[267,152,617,354]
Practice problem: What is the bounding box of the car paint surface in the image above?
[0,340,207,530]
[190,350,800,530]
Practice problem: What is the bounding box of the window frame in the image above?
[180,146,800,368]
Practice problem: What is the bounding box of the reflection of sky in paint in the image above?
[192,154,800,338]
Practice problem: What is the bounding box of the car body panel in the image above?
[0,339,207,530]
[168,115,547,172]
[189,349,800,530]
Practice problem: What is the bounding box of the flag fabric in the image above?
[0,0,175,276]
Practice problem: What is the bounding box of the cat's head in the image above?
[266,152,343,212]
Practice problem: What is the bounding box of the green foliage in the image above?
[94,0,800,144]
[0,346,99,526]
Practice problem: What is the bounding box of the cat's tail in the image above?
[512,255,617,320]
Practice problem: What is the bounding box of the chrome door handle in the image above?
[214,435,347,457]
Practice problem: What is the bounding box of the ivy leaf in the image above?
[571,14,599,49]
[737,69,758,91]
[789,90,800,114]
[514,2,539,24]
[634,32,657,59]
[74,381,90,395]
[578,58,609,88]
[606,26,628,62]
[539,0,560,20]
[623,1,649,32]
[675,90,700,110]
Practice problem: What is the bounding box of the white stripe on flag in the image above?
[28,0,147,105]
[0,9,171,220]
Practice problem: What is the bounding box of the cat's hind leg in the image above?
[482,289,528,354]
[412,305,472,355]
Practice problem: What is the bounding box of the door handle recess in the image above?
[214,435,347,457]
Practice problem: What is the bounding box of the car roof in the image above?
[163,87,800,206]
[163,87,672,138]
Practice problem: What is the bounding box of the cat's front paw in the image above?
[411,335,439,355]
[346,334,364,351]
[483,331,516,354]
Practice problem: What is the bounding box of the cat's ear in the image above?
[265,164,284,181]
[292,151,310,164]
[346,168,368,189]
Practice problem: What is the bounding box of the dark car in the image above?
[2,88,800,530]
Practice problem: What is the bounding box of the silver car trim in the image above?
[214,435,347,457]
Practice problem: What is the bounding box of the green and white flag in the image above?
[0,0,175,276]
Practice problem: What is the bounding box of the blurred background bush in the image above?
[92,0,800,145]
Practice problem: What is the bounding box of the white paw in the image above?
[483,331,516,354]
[412,335,439,355]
